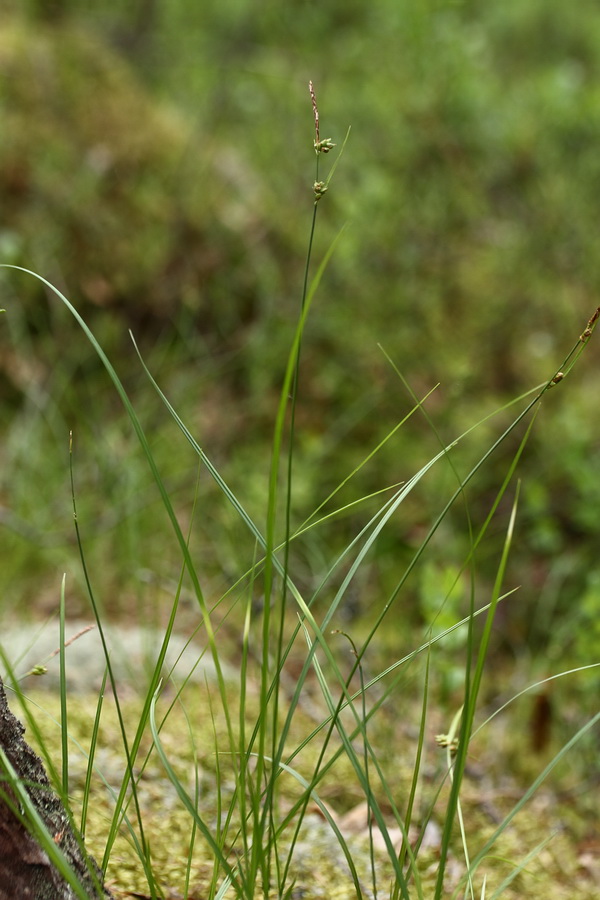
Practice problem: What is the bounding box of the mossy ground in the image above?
[19,681,600,899]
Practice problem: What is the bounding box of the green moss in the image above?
[18,684,599,899]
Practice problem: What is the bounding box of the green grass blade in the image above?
[458,709,600,896]
[58,574,69,804]
[487,835,555,899]
[148,687,243,896]
[299,622,411,899]
[81,668,108,840]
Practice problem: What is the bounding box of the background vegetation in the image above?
[1,0,600,846]
[3,0,600,654]
[2,0,600,895]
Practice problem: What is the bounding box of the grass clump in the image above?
[2,83,600,900]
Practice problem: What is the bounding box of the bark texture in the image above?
[0,676,115,899]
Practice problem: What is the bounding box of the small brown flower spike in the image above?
[309,80,320,146]
[309,80,336,155]
[580,305,600,342]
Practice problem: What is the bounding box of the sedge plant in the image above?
[1,84,600,900]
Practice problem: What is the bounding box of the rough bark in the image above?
[0,676,115,899]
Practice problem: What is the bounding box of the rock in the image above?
[0,620,234,693]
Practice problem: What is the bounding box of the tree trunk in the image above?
[0,676,115,899]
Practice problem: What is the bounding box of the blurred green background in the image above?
[1,0,600,677]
